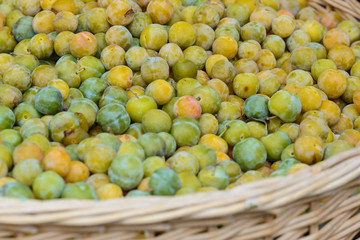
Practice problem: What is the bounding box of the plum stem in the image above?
[127,89,139,99]
[76,67,85,75]
[218,125,230,138]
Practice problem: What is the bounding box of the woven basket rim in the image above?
[1,147,360,226]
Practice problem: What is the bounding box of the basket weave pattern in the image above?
[1,148,360,239]
[0,149,360,240]
[2,0,360,239]
[308,0,360,22]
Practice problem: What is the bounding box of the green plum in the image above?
[162,97,179,120]
[143,156,167,177]
[218,160,242,183]
[15,54,40,72]
[192,85,221,114]
[141,57,169,84]
[49,112,81,143]
[125,123,145,139]
[268,90,302,122]
[77,137,103,161]
[188,144,217,170]
[108,154,144,190]
[0,182,33,199]
[149,168,182,196]
[277,158,300,173]
[99,86,129,108]
[217,102,242,123]
[14,102,41,126]
[13,16,36,42]
[142,109,172,133]
[117,141,145,161]
[22,86,40,106]
[55,60,81,88]
[68,98,98,127]
[0,105,15,131]
[0,84,22,109]
[218,120,250,146]
[96,133,121,152]
[34,87,63,115]
[32,171,65,200]
[176,78,201,97]
[137,133,167,157]
[64,88,84,108]
[61,182,97,200]
[126,190,151,197]
[12,158,42,186]
[65,144,80,161]
[0,129,22,147]
[198,165,229,190]
[233,137,267,171]
[178,172,201,190]
[126,95,158,123]
[281,143,296,161]
[171,117,201,147]
[19,118,48,139]
[3,65,31,92]
[269,169,287,178]
[77,56,105,82]
[158,132,177,157]
[172,59,198,82]
[0,143,12,169]
[96,103,131,135]
[261,131,291,162]
[244,95,269,119]
[176,187,197,195]
[324,140,354,159]
[79,77,108,104]
[168,151,199,175]
[247,121,268,140]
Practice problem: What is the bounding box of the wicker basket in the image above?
[2,0,360,239]
[308,0,360,22]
